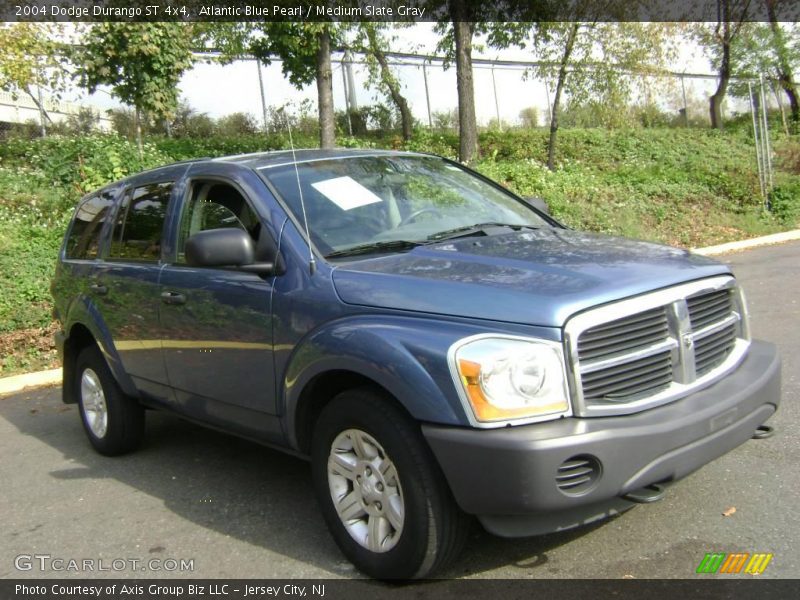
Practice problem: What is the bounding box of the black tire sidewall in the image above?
[74,345,142,455]
[311,389,441,580]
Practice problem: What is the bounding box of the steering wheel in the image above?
[398,207,444,227]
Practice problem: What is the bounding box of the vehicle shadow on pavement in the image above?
[0,388,608,579]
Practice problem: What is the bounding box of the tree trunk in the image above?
[24,86,53,125]
[134,106,143,159]
[709,8,731,130]
[765,0,800,131]
[451,1,478,164]
[316,29,335,149]
[547,23,580,171]
[367,29,414,141]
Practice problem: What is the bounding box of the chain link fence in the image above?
[1,50,788,141]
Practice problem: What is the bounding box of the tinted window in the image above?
[176,182,262,264]
[65,192,114,259]
[109,182,172,262]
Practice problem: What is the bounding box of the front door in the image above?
[158,178,278,434]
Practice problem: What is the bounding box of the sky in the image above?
[61,23,741,128]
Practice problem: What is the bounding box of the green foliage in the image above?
[0,23,68,97]
[519,106,540,128]
[215,112,260,136]
[769,178,800,224]
[1,127,799,346]
[74,23,195,120]
[3,135,171,194]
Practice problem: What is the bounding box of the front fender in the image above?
[281,315,493,450]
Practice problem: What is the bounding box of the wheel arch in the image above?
[61,313,137,404]
[282,315,475,453]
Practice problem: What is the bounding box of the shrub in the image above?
[769,179,800,224]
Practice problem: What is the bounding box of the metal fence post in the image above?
[422,62,433,128]
[257,59,269,134]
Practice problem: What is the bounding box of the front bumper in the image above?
[423,340,781,537]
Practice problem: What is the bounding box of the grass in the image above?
[0,127,798,376]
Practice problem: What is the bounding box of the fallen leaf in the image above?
[722,506,737,517]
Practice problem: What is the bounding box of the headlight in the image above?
[448,335,571,426]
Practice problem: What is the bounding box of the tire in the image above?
[311,387,469,579]
[74,344,145,456]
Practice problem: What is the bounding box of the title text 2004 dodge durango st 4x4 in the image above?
[51,150,781,579]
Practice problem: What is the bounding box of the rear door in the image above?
[158,167,280,436]
[91,171,183,401]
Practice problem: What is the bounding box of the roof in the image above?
[213,148,426,170]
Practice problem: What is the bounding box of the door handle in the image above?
[89,283,108,296]
[161,291,186,305]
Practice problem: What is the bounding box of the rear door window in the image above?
[65,192,114,259]
[108,182,173,262]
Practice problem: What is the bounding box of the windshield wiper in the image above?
[325,239,424,259]
[427,222,538,241]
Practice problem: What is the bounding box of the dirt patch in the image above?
[0,321,61,376]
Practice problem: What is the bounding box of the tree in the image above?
[352,23,415,141]
[489,16,673,169]
[435,0,478,164]
[519,106,540,128]
[693,0,753,129]
[0,23,68,132]
[74,23,195,152]
[203,22,346,149]
[764,1,799,130]
[251,23,346,149]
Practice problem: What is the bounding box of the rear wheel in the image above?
[311,387,469,579]
[74,345,144,456]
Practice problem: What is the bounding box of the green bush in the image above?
[769,179,800,224]
[1,126,799,347]
[4,135,171,194]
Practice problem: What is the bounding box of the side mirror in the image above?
[185,228,274,275]
[524,196,550,215]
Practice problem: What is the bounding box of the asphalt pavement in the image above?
[1,241,798,580]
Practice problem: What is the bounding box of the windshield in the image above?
[261,155,551,257]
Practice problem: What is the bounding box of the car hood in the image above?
[330,229,731,328]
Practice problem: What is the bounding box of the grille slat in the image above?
[582,352,673,401]
[584,370,673,402]
[556,467,595,480]
[688,289,733,330]
[557,476,593,489]
[695,324,737,376]
[556,455,601,495]
[573,281,744,411]
[577,307,669,362]
[582,353,671,389]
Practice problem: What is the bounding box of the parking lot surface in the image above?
[1,241,798,579]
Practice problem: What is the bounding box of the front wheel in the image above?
[311,388,469,579]
[74,345,144,456]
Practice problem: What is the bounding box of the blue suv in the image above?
[51,150,781,579]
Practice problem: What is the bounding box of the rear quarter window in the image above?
[108,182,173,262]
[65,192,114,260]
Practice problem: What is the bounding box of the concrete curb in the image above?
[692,229,800,256]
[0,229,797,393]
[0,368,62,397]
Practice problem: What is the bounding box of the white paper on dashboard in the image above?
[311,176,383,211]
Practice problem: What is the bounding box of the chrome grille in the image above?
[694,322,738,376]
[565,276,750,417]
[577,307,669,362]
[581,350,673,402]
[687,289,734,330]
